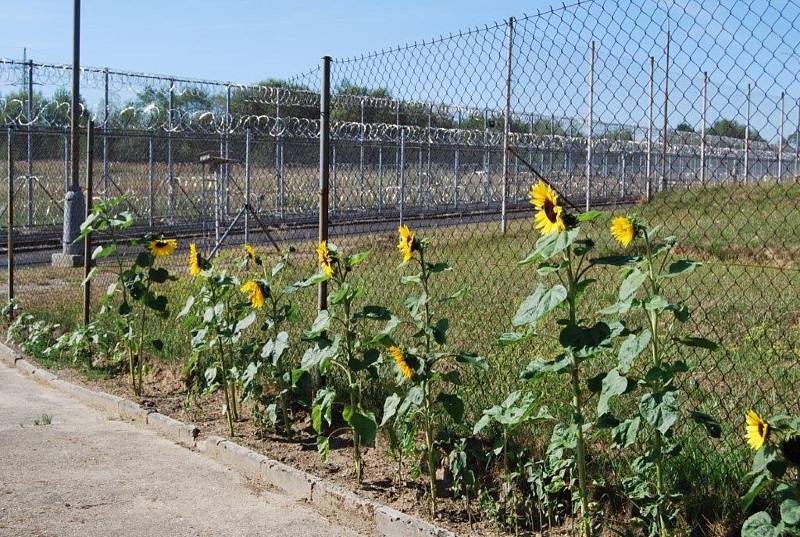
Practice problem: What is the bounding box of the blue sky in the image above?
[1,0,549,82]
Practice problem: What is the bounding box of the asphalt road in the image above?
[0,362,364,537]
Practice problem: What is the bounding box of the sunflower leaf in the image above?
[661,259,702,279]
[513,284,567,328]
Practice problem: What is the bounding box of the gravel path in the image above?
[0,362,364,537]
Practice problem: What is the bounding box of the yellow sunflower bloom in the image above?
[529,181,565,235]
[188,242,202,277]
[745,410,769,451]
[316,241,334,278]
[610,216,636,248]
[244,243,261,265]
[388,345,413,380]
[240,280,266,310]
[397,225,416,263]
[148,239,177,257]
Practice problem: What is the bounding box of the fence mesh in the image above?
[2,0,800,524]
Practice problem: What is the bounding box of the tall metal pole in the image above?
[795,99,800,178]
[399,129,406,225]
[744,83,750,183]
[245,128,251,243]
[585,40,595,211]
[103,67,109,194]
[148,133,154,227]
[54,0,85,266]
[359,99,365,209]
[167,78,174,222]
[660,28,671,193]
[83,120,94,325]
[318,56,331,312]
[646,56,654,201]
[26,60,33,228]
[501,16,514,234]
[6,128,14,306]
[700,71,707,185]
[778,91,784,181]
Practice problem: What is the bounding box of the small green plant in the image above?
[33,413,53,426]
[740,410,800,536]
[447,438,478,528]
[1,298,19,324]
[593,216,720,536]
[179,242,256,437]
[381,225,487,515]
[79,196,175,396]
[503,181,615,537]
[238,244,300,439]
[7,312,60,358]
[300,240,391,483]
[46,322,120,369]
[474,390,550,536]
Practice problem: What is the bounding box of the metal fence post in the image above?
[245,128,251,243]
[744,83,750,183]
[148,132,154,227]
[63,128,69,193]
[225,84,231,217]
[778,91,784,181]
[83,120,94,326]
[400,128,406,225]
[359,98,365,209]
[276,93,283,218]
[103,67,109,195]
[501,16,514,234]
[700,71,707,185]
[378,139,384,211]
[483,109,490,206]
[660,29,671,193]
[454,108,461,208]
[318,56,331,312]
[26,60,33,228]
[795,99,800,178]
[646,56,654,201]
[167,78,174,222]
[586,40,595,211]
[6,127,14,306]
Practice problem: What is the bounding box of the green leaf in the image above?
[428,262,451,273]
[559,321,622,358]
[591,255,638,266]
[442,285,470,302]
[454,352,488,370]
[147,294,168,313]
[597,369,628,418]
[643,295,670,312]
[358,305,392,321]
[92,243,116,260]
[741,473,772,511]
[780,498,800,526]
[639,390,678,435]
[433,319,449,345]
[577,210,604,222]
[135,251,154,268]
[617,330,651,374]
[473,414,492,435]
[513,284,567,328]
[661,260,702,279]
[317,436,330,462]
[381,393,401,427]
[177,296,195,319]
[677,336,719,351]
[690,410,722,438]
[619,268,646,302]
[436,393,465,422]
[343,407,377,446]
[148,267,169,284]
[400,273,422,285]
[495,331,532,347]
[305,309,330,338]
[344,250,370,269]
[235,311,257,334]
[151,339,164,351]
[611,417,641,448]
[520,228,579,264]
[740,511,776,537]
[521,355,572,378]
[312,388,336,432]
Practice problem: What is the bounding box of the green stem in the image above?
[419,249,438,516]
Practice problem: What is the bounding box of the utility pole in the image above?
[53,0,85,267]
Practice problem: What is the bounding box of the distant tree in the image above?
[707,118,762,141]
[675,121,695,133]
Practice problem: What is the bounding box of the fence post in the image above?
[454,109,461,209]
[427,104,433,207]
[400,129,406,225]
[501,16,514,234]
[483,109,490,206]
[778,91,784,181]
[585,40,595,211]
[660,29,671,193]
[225,84,231,217]
[646,56,654,201]
[378,139,384,211]
[795,99,800,179]
[276,93,283,218]
[318,56,331,312]
[103,67,109,195]
[700,71,707,185]
[26,60,33,228]
[245,128,251,243]
[167,78,174,222]
[744,83,750,183]
[148,132,154,227]
[83,120,94,326]
[359,98,365,209]
[6,127,14,306]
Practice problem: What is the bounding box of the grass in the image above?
[4,179,799,533]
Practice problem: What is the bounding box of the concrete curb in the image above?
[0,342,457,537]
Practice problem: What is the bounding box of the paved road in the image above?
[0,362,363,537]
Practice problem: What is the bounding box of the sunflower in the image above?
[397,225,417,263]
[188,242,202,277]
[745,410,769,451]
[529,181,566,235]
[240,280,266,310]
[781,435,800,466]
[244,243,261,265]
[388,345,413,380]
[148,239,177,257]
[316,241,335,278]
[610,216,636,248]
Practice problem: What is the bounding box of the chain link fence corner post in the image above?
[501,16,514,235]
[318,56,331,312]
[83,120,94,326]
[6,127,14,309]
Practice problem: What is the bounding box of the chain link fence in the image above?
[2,0,799,519]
